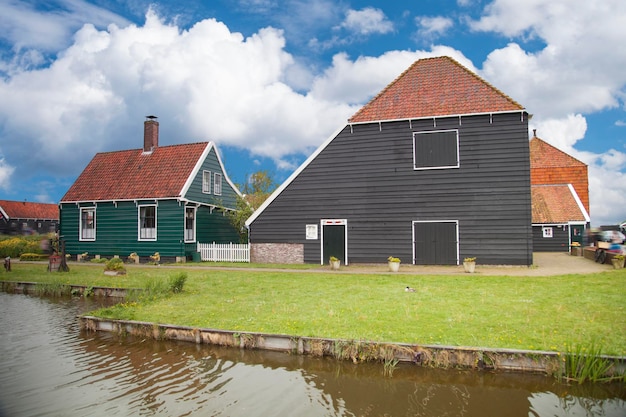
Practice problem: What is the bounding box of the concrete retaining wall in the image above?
[78,315,626,377]
[1,281,134,297]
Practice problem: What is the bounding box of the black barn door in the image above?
[323,224,346,264]
[413,221,458,265]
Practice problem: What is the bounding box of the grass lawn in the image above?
[3,261,626,355]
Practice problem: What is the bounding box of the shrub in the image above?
[19,253,49,261]
[104,257,126,272]
[168,272,187,293]
[0,236,41,258]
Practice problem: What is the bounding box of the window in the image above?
[202,170,211,194]
[80,207,96,241]
[139,205,157,240]
[214,172,222,195]
[413,130,459,170]
[542,227,553,238]
[185,207,196,242]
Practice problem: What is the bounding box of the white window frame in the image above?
[79,207,96,241]
[214,172,222,195]
[542,226,553,238]
[138,204,157,241]
[184,206,196,243]
[202,170,211,194]
[413,129,460,170]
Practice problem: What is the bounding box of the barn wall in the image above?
[249,112,532,265]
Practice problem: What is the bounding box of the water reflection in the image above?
[0,293,624,416]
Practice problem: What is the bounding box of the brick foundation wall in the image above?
[250,243,304,264]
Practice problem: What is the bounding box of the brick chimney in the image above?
[143,115,159,153]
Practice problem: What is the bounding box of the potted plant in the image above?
[463,257,476,273]
[387,256,401,272]
[612,254,625,269]
[128,252,140,264]
[150,252,160,265]
[329,256,340,270]
[104,257,127,276]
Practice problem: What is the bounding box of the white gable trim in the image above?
[568,183,590,223]
[179,142,243,201]
[245,124,348,227]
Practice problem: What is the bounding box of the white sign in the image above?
[306,224,318,240]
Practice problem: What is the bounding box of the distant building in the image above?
[0,200,59,235]
[530,132,590,251]
[59,117,242,263]
[246,56,533,265]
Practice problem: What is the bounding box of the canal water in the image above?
[0,292,624,417]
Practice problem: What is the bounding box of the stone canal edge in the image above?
[3,280,625,377]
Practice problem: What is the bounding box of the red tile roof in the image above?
[348,56,524,123]
[530,135,589,214]
[0,200,58,220]
[532,185,587,224]
[529,136,586,168]
[61,142,209,202]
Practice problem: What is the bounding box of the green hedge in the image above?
[19,253,49,261]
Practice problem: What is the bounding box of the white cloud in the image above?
[588,166,626,225]
[531,114,588,153]
[415,16,453,40]
[310,46,475,105]
[473,0,626,118]
[0,155,15,192]
[341,7,394,35]
[471,0,626,226]
[0,10,360,183]
[0,0,129,53]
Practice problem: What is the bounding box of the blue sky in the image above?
[0,0,625,226]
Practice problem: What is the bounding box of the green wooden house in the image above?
[59,117,241,262]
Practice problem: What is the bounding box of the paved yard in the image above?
[321,252,613,276]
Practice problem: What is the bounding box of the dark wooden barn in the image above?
[246,56,533,266]
[0,200,59,235]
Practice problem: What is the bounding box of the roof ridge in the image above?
[94,141,210,155]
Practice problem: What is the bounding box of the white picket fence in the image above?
[197,242,250,262]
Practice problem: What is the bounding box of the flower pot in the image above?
[463,261,476,273]
[388,261,400,272]
[611,258,625,269]
[330,260,340,270]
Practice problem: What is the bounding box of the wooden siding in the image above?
[532,225,569,252]
[184,147,238,209]
[61,200,238,257]
[60,200,184,257]
[249,113,532,265]
[195,206,240,245]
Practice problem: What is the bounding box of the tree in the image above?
[228,170,276,242]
